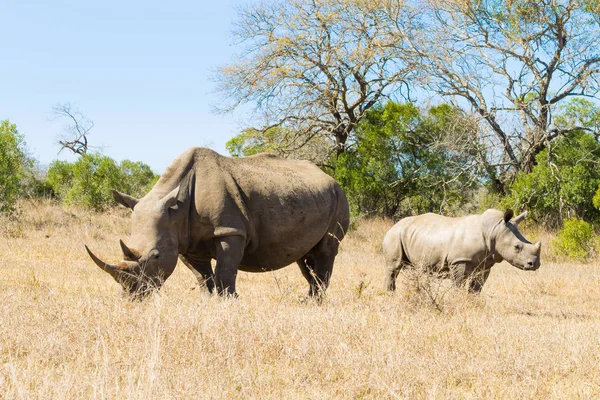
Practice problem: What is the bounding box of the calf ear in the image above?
[112,190,138,210]
[503,209,514,224]
[512,211,528,225]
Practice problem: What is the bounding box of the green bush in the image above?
[552,218,596,260]
[119,160,159,197]
[46,153,158,210]
[0,120,31,213]
[46,160,75,199]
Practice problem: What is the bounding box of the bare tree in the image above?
[392,0,600,190]
[215,0,417,160]
[51,103,94,156]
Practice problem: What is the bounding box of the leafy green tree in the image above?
[226,128,281,157]
[0,120,31,212]
[504,130,600,227]
[335,102,480,217]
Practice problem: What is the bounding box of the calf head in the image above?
[493,209,542,270]
[85,187,183,299]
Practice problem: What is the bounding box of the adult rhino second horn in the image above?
[85,245,126,282]
[119,239,139,260]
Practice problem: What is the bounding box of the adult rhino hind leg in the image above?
[310,252,336,299]
[297,253,333,299]
[297,255,316,288]
[299,213,346,300]
[180,255,215,294]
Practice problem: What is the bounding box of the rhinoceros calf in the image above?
[382,209,541,293]
[86,147,349,299]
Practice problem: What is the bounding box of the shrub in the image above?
[46,160,75,199]
[0,120,31,213]
[552,218,596,261]
[119,160,159,198]
[46,153,158,211]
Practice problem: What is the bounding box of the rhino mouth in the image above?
[521,259,541,271]
[85,245,162,300]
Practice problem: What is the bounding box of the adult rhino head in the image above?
[491,209,541,270]
[85,187,183,299]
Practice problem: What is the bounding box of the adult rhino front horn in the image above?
[85,147,350,300]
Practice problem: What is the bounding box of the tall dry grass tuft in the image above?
[1,201,600,398]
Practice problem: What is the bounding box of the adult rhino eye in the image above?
[514,243,522,252]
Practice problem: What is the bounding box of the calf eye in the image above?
[514,243,522,252]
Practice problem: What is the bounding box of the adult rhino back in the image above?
[86,147,349,299]
[218,154,346,271]
[383,209,541,293]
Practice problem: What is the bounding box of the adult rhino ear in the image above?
[159,172,194,211]
[512,211,528,225]
[159,186,181,210]
[503,209,514,224]
[112,189,138,210]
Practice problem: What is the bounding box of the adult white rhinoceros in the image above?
[382,209,541,293]
[86,147,349,299]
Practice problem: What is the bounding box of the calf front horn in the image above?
[85,245,126,282]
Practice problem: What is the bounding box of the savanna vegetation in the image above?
[2,0,600,398]
[1,201,600,398]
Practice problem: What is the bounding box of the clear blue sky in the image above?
[1,0,255,173]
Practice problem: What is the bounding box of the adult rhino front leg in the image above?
[180,255,215,294]
[214,236,245,296]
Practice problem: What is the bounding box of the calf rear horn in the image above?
[85,245,125,282]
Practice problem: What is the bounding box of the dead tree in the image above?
[52,103,94,156]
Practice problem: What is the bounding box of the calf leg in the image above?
[214,236,245,296]
[450,262,470,288]
[180,255,215,294]
[383,244,406,292]
[385,259,404,292]
[468,268,491,294]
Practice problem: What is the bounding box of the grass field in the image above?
[1,200,600,399]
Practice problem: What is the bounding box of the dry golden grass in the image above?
[1,200,600,399]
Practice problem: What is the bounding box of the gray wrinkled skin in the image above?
[86,147,350,299]
[383,209,542,293]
